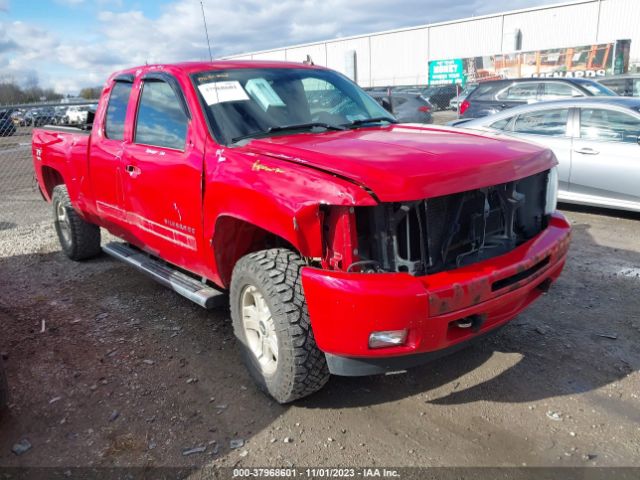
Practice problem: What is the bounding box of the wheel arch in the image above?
[212,215,302,288]
[40,165,66,201]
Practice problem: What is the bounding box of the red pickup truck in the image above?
[32,61,571,403]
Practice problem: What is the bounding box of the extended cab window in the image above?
[105,81,133,140]
[135,81,188,150]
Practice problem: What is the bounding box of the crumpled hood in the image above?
[243,124,556,202]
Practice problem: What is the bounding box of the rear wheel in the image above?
[52,185,101,261]
[230,249,329,403]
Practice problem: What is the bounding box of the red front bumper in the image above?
[301,213,571,370]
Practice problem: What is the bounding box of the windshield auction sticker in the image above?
[198,80,250,105]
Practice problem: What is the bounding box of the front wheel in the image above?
[52,185,101,261]
[230,249,329,403]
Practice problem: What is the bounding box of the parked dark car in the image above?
[369,91,433,124]
[26,107,65,127]
[460,78,616,119]
[598,74,640,97]
[0,109,17,137]
[397,84,459,110]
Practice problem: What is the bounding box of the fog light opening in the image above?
[368,329,408,349]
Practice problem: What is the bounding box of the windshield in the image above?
[192,68,394,145]
[576,79,617,96]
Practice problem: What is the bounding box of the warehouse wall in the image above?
[225,0,640,86]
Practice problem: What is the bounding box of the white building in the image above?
[225,0,640,87]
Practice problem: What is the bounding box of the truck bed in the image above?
[32,127,92,202]
[36,124,91,136]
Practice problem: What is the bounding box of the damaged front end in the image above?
[324,169,553,276]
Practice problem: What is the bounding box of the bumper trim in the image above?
[326,325,505,376]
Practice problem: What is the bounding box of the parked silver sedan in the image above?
[449,97,640,213]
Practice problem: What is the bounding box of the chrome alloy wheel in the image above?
[56,201,71,245]
[241,285,278,376]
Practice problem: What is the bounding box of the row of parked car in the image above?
[452,76,640,213]
[0,103,97,137]
[364,73,640,123]
[364,74,639,213]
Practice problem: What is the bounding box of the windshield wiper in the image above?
[231,122,346,144]
[344,117,398,128]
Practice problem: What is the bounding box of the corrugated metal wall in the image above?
[226,0,640,86]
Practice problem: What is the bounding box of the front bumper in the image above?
[301,213,571,375]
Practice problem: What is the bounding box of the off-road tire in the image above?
[0,358,8,413]
[230,248,329,403]
[52,185,101,261]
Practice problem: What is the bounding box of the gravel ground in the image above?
[0,202,639,469]
[0,120,639,471]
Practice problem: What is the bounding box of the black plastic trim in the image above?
[325,325,505,376]
[113,73,135,83]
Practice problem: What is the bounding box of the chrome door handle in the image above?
[125,165,141,177]
[574,148,599,155]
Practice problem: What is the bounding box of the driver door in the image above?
[570,107,640,209]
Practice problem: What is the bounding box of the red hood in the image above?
[243,124,556,202]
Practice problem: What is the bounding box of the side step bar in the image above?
[102,242,226,309]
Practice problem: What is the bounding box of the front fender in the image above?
[202,148,377,283]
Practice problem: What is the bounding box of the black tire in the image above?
[0,358,8,413]
[52,185,101,261]
[230,248,329,403]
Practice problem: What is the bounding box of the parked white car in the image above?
[64,105,93,125]
[449,97,640,212]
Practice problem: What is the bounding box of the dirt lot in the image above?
[0,118,639,472]
[0,200,639,470]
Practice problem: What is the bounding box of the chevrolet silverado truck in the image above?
[32,61,571,403]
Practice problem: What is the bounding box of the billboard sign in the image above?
[428,59,464,85]
[429,39,631,85]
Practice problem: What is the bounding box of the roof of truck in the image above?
[110,60,325,80]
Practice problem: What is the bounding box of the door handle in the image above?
[125,165,141,177]
[574,147,599,155]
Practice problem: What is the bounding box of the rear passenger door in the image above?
[570,107,640,209]
[122,72,205,270]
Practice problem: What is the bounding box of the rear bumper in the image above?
[301,213,571,375]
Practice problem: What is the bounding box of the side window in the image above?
[633,79,640,97]
[513,109,569,136]
[580,108,640,143]
[539,82,583,100]
[135,81,188,150]
[599,79,627,96]
[105,81,133,140]
[392,97,408,109]
[490,117,512,130]
[498,83,539,101]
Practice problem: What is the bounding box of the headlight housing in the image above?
[544,167,559,215]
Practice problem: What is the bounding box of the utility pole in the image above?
[200,0,213,62]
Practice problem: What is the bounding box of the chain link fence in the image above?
[0,101,97,233]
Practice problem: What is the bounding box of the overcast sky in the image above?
[0,0,555,94]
